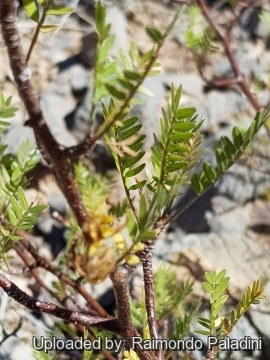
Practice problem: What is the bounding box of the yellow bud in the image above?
[126,254,140,267]
[132,242,145,252]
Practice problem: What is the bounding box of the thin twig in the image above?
[26,0,54,62]
[0,272,119,333]
[63,289,95,315]
[12,242,63,303]
[20,237,109,318]
[196,0,263,112]
[0,216,108,318]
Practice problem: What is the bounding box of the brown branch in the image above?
[63,289,95,316]
[0,215,108,318]
[139,245,163,360]
[12,242,63,303]
[196,0,263,112]
[0,0,91,243]
[110,266,157,360]
[204,349,216,360]
[0,272,119,333]
[19,237,109,318]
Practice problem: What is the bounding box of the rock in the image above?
[215,47,270,83]
[162,72,204,97]
[215,161,270,203]
[35,216,66,258]
[240,7,261,37]
[3,125,36,155]
[129,76,165,149]
[40,91,78,147]
[70,64,90,99]
[105,4,129,58]
[195,90,249,131]
[48,194,69,216]
[152,228,186,261]
[173,187,214,233]
[0,336,34,360]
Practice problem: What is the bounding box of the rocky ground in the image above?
[0,0,270,359]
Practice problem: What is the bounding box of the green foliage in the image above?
[174,301,201,339]
[92,4,179,137]
[0,139,40,210]
[222,279,266,337]
[0,93,46,260]
[22,0,40,23]
[131,265,194,337]
[149,86,203,191]
[102,84,205,257]
[197,269,230,336]
[184,5,218,53]
[82,329,93,360]
[74,161,108,215]
[0,93,18,122]
[195,271,266,340]
[154,264,193,320]
[23,0,74,26]
[0,185,47,254]
[191,110,269,194]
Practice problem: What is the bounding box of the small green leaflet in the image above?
[22,0,39,23]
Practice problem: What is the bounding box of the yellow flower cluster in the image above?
[73,201,143,284]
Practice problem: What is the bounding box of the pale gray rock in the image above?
[195,90,249,131]
[162,72,204,97]
[40,91,78,147]
[48,194,69,215]
[0,337,34,360]
[3,125,35,155]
